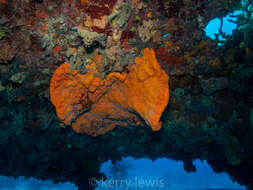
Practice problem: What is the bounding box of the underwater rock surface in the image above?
[0,0,253,189]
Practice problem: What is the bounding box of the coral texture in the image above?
[50,48,169,136]
[77,27,107,47]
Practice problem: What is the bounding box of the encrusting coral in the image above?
[77,26,107,48]
[50,48,169,136]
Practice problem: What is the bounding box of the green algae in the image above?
[0,81,5,92]
[0,26,8,40]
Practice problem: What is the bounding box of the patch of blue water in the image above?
[205,10,243,41]
[0,176,77,190]
[163,33,170,38]
[96,157,246,190]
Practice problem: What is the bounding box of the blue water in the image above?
[96,158,246,190]
[0,158,246,189]
[0,176,77,190]
[204,10,243,40]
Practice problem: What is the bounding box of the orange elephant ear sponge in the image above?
[49,63,90,125]
[127,48,169,130]
[50,48,169,136]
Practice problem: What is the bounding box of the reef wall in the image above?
[0,0,253,189]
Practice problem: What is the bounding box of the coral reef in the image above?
[0,0,253,190]
[9,72,26,84]
[138,20,154,43]
[109,2,132,29]
[50,48,169,136]
[78,27,107,48]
